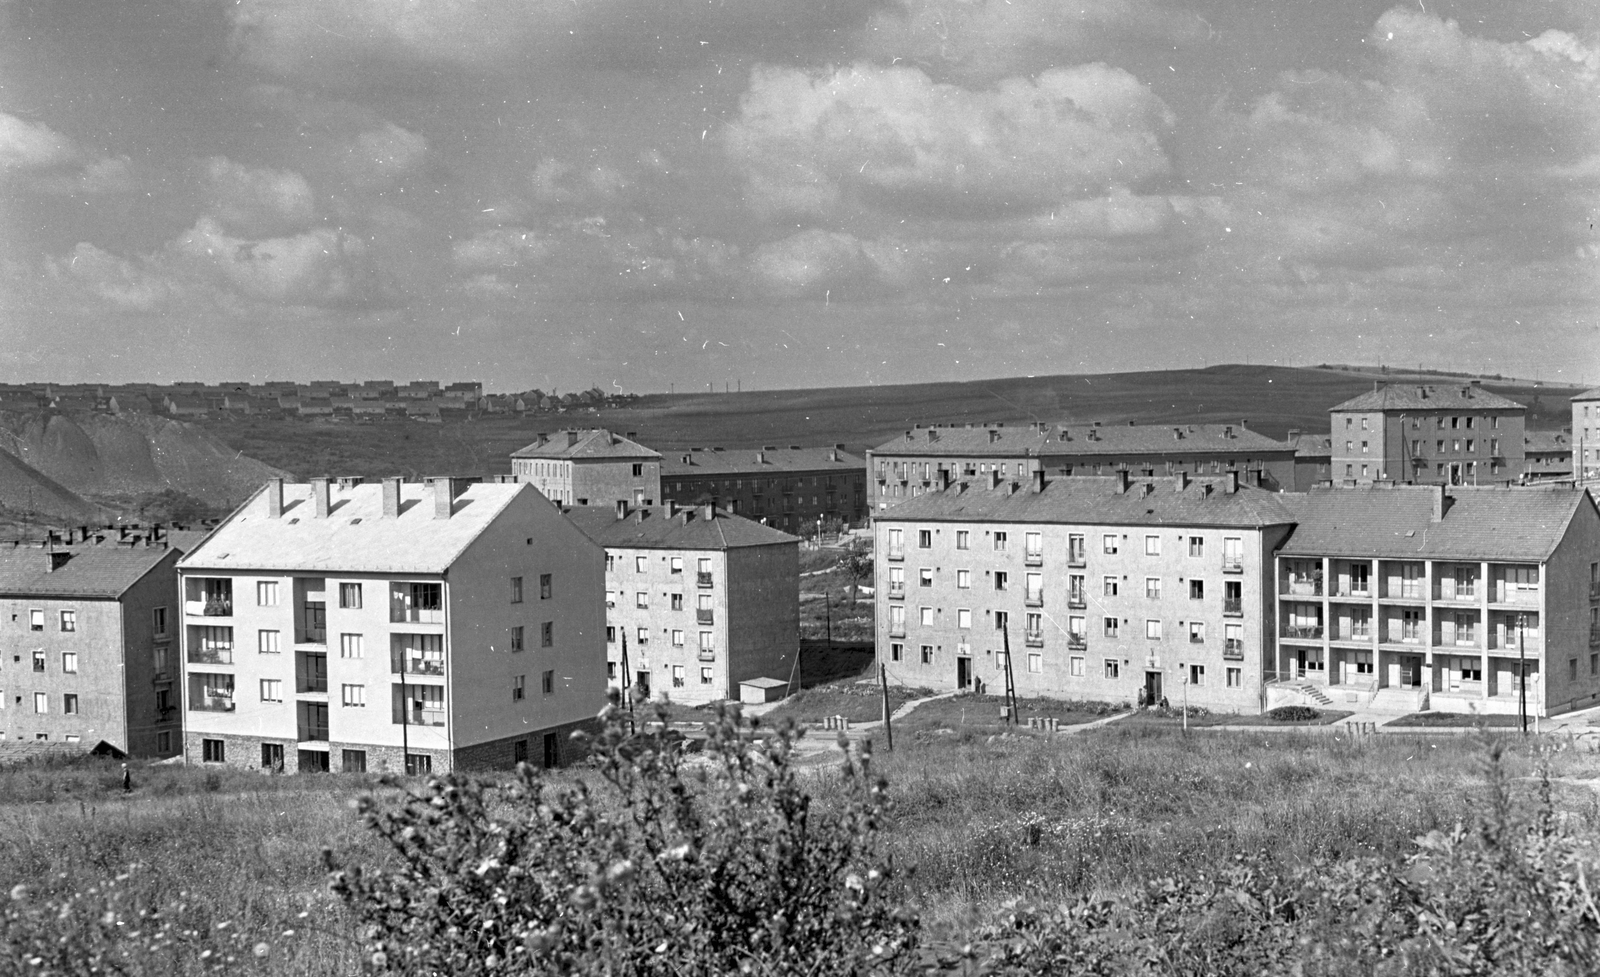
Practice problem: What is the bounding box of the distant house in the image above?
[511,430,661,507]
[1523,432,1571,483]
[166,395,211,418]
[406,403,443,423]
[299,398,334,417]
[1573,389,1600,488]
[109,393,154,415]
[50,394,101,412]
[660,444,869,532]
[1285,430,1334,491]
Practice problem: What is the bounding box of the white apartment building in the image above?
[178,476,606,774]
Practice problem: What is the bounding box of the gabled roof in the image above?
[877,475,1299,529]
[660,445,863,476]
[511,429,661,462]
[179,481,533,575]
[1329,384,1524,413]
[1524,431,1569,453]
[564,505,799,550]
[1289,433,1333,459]
[0,539,180,598]
[872,422,1291,458]
[1276,485,1590,561]
[1574,388,1600,402]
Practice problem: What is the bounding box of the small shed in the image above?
[739,677,790,704]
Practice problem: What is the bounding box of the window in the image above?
[1104,617,1119,637]
[1027,653,1043,674]
[541,621,554,647]
[339,583,362,609]
[919,568,934,587]
[1104,660,1120,679]
[995,611,1009,631]
[1103,534,1119,554]
[636,591,649,609]
[61,652,77,673]
[63,694,78,715]
[510,576,524,603]
[1189,622,1205,643]
[541,670,555,694]
[606,626,616,644]
[1188,537,1204,558]
[202,739,225,763]
[1145,620,1162,640]
[995,572,1008,591]
[918,529,932,548]
[261,679,284,702]
[672,629,685,647]
[1361,441,1368,454]
[920,645,934,664]
[1024,532,1042,559]
[259,629,281,654]
[1070,656,1085,677]
[1227,667,1242,687]
[993,532,1008,552]
[1189,580,1204,600]
[890,642,903,662]
[29,609,43,631]
[153,607,167,636]
[1145,535,1161,556]
[635,556,648,573]
[339,633,363,658]
[956,531,969,550]
[701,667,714,685]
[957,608,972,629]
[1145,578,1161,599]
[406,754,432,775]
[257,581,279,606]
[539,574,552,599]
[956,569,971,589]
[513,675,526,701]
[1189,664,1205,686]
[342,684,366,707]
[919,606,934,627]
[32,651,45,672]
[671,593,684,610]
[1571,659,1579,682]
[59,610,76,632]
[343,750,367,772]
[1465,440,1475,452]
[33,692,47,713]
[1102,576,1119,597]
[632,463,643,476]
[510,626,525,652]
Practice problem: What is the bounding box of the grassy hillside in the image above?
[194,364,1586,480]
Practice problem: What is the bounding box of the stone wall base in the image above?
[453,716,602,772]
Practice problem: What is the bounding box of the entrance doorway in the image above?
[1144,671,1163,703]
[635,670,651,699]
[542,732,560,769]
[261,742,284,772]
[956,656,972,690]
[1401,656,1423,687]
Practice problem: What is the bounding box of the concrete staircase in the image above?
[1370,685,1429,714]
[1296,684,1334,707]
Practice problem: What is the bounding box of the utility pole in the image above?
[399,648,410,773]
[620,632,635,734]
[824,593,832,655]
[1182,672,1189,736]
[1517,613,1527,735]
[880,663,893,751]
[1001,625,1018,724]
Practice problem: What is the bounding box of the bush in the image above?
[1266,705,1321,722]
[325,697,919,976]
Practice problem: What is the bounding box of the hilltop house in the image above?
[511,430,662,507]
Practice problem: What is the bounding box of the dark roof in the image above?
[1574,388,1600,402]
[564,505,799,550]
[0,538,181,598]
[877,474,1299,529]
[1290,433,1333,459]
[1329,384,1524,413]
[511,429,661,461]
[1276,485,1590,561]
[1524,431,1569,453]
[872,422,1290,458]
[660,445,863,476]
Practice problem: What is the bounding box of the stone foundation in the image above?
[183,731,449,775]
[452,717,602,772]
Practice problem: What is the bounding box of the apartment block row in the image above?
[874,473,1600,717]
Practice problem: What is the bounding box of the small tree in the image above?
[844,540,874,605]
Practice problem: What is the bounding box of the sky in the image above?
[1,0,1597,392]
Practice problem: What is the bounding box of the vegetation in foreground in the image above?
[3,704,1598,975]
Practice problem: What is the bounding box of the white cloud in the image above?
[173,216,368,304]
[452,227,555,271]
[340,123,428,189]
[0,112,77,171]
[204,156,318,236]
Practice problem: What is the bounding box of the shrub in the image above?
[325,697,919,976]
[1266,705,1321,722]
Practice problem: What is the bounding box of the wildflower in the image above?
[604,860,635,886]
[10,884,29,902]
[253,943,270,958]
[371,950,388,968]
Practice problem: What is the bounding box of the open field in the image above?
[191,364,1585,480]
[762,681,928,724]
[1120,706,1355,727]
[1389,711,1527,728]
[894,695,1125,737]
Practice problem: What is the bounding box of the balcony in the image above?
[1067,593,1087,610]
[697,572,714,588]
[1024,629,1044,647]
[888,627,906,639]
[187,645,234,665]
[297,627,327,646]
[392,607,444,625]
[186,599,233,617]
[696,609,714,625]
[886,547,905,562]
[1067,635,1088,651]
[1024,591,1044,608]
[1590,626,1600,647]
[1332,626,1371,642]
[1223,639,1245,660]
[297,723,330,742]
[1024,551,1043,567]
[1223,598,1243,616]
[1491,588,1541,607]
[1283,578,1323,597]
[191,695,235,713]
[1189,633,1205,644]
[1067,547,1086,568]
[1385,629,1425,646]
[1282,624,1323,640]
[697,649,716,662]
[887,583,905,600]
[1332,586,1371,599]
[1222,558,1244,574]
[393,656,446,676]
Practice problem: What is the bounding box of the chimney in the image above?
[635,506,645,524]
[728,498,739,515]
[627,431,638,438]
[382,477,402,518]
[1226,470,1239,494]
[904,430,913,442]
[1032,469,1045,494]
[830,449,840,462]
[1249,469,1264,488]
[1114,469,1130,494]
[1287,429,1301,440]
[988,429,1000,443]
[756,451,766,464]
[567,431,579,447]
[434,477,474,519]
[1430,485,1448,523]
[665,500,677,517]
[267,477,284,518]
[703,503,716,520]
[1176,471,1189,491]
[311,477,331,518]
[1470,379,1481,388]
[1223,425,1234,439]
[926,429,938,443]
[616,499,628,520]
[989,470,1002,490]
[47,551,72,572]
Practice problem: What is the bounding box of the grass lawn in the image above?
[894,695,1126,737]
[762,682,928,724]
[1120,708,1354,728]
[1387,711,1527,728]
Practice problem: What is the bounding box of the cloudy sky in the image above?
[2,0,1597,391]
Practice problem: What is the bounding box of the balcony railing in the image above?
[697,572,714,588]
[1024,591,1044,607]
[1067,635,1087,651]
[887,583,905,599]
[191,696,235,713]
[297,676,328,694]
[1437,585,1477,601]
[886,547,905,562]
[1067,593,1087,609]
[394,707,446,727]
[1024,629,1044,647]
[1024,551,1043,567]
[298,628,327,645]
[698,649,716,662]
[1284,579,1322,596]
[199,598,232,616]
[187,645,233,665]
[1189,633,1205,644]
[1067,547,1086,567]
[393,657,445,676]
[1223,639,1245,660]
[297,724,330,743]
[1222,558,1244,574]
[1492,588,1541,606]
[1387,629,1424,645]
[392,607,444,624]
[1333,626,1371,641]
[888,627,906,639]
[1333,585,1371,598]
[1223,598,1243,616]
[1590,626,1600,647]
[696,609,714,625]
[1282,625,1323,639]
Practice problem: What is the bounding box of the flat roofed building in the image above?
[565,502,798,705]
[866,421,1295,514]
[1328,382,1526,486]
[0,526,204,756]
[659,444,867,532]
[1573,389,1600,487]
[177,476,606,774]
[1273,484,1600,717]
[873,470,1297,713]
[511,429,661,508]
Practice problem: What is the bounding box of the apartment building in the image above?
[1574,388,1600,487]
[1285,431,1334,491]
[1328,383,1526,486]
[565,502,798,705]
[1523,431,1572,483]
[873,470,1296,713]
[178,476,605,774]
[1272,484,1600,716]
[866,421,1295,513]
[0,526,204,756]
[511,430,661,507]
[658,444,867,532]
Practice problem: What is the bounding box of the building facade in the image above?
[1272,484,1600,716]
[1328,383,1527,486]
[566,502,799,705]
[178,477,606,774]
[1574,389,1600,487]
[658,445,867,532]
[1285,431,1333,491]
[1523,431,1572,483]
[872,471,1296,713]
[866,422,1295,514]
[511,430,662,507]
[0,526,200,756]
